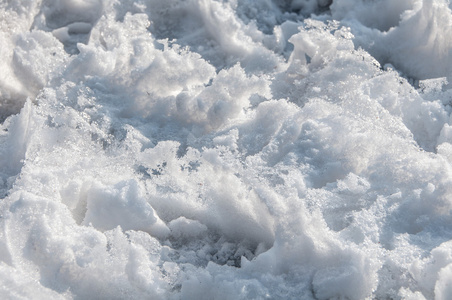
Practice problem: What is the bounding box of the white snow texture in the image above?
[1,0,452,299]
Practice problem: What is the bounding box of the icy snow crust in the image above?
[2,0,452,299]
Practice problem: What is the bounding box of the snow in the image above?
[1,0,452,299]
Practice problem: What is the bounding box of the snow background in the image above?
[1,0,452,299]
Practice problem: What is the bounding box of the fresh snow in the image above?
[1,0,452,299]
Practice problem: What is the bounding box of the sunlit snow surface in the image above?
[2,0,452,299]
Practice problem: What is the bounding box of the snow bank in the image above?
[1,0,452,299]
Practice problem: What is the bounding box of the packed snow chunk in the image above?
[365,72,449,152]
[398,287,427,300]
[136,45,215,99]
[40,0,102,28]
[438,124,452,146]
[168,217,208,240]
[435,263,452,300]
[337,0,452,80]
[0,100,36,178]
[123,232,168,297]
[64,13,155,82]
[140,141,276,247]
[180,262,274,299]
[239,99,299,156]
[312,262,374,300]
[65,43,117,79]
[1,1,42,32]
[174,64,271,132]
[0,263,65,300]
[241,198,378,299]
[189,149,276,247]
[83,179,170,239]
[288,19,354,71]
[29,0,104,53]
[4,192,108,293]
[383,0,452,80]
[0,27,67,121]
[212,128,239,151]
[5,189,169,299]
[88,12,151,52]
[409,240,452,299]
[335,173,370,195]
[437,142,452,163]
[330,0,414,31]
[13,30,68,94]
[148,0,283,73]
[51,22,92,45]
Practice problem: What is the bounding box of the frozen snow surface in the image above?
[2,0,452,299]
